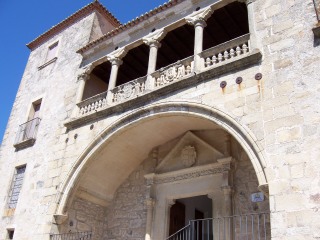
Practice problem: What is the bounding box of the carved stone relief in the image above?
[181,145,197,167]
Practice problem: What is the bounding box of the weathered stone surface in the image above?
[1,0,320,239]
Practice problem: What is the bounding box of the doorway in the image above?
[169,195,212,237]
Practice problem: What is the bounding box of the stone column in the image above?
[106,47,128,92]
[146,41,161,75]
[143,28,167,89]
[246,0,258,49]
[75,72,89,103]
[145,198,155,240]
[207,193,223,240]
[166,199,176,238]
[186,6,213,72]
[107,57,123,91]
[222,186,233,240]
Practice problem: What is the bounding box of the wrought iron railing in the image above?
[14,117,41,147]
[50,231,92,240]
[167,212,270,240]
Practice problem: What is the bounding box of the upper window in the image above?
[8,165,26,209]
[46,41,59,62]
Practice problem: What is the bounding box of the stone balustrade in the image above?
[110,76,147,104]
[78,91,108,116]
[151,56,194,88]
[201,34,250,68]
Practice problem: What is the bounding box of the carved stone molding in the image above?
[185,6,213,26]
[143,28,167,47]
[53,214,68,225]
[146,198,155,209]
[221,186,233,195]
[77,72,89,82]
[107,57,123,66]
[181,145,197,167]
[145,162,227,185]
[258,183,269,198]
[167,199,176,207]
[106,47,128,63]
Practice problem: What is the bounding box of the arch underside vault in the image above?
[53,103,269,239]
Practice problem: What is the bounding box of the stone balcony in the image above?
[65,34,261,129]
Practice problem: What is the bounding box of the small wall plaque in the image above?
[251,192,264,202]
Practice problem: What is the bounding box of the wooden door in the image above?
[169,201,186,236]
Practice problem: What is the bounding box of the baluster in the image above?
[205,57,212,67]
[80,107,84,115]
[230,48,235,58]
[212,55,217,65]
[98,100,102,108]
[102,98,107,106]
[186,65,191,75]
[84,106,88,113]
[112,92,116,103]
[218,53,223,63]
[236,46,242,56]
[94,101,98,110]
[242,43,248,53]
[224,50,229,60]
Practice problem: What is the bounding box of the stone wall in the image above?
[232,138,269,214]
[0,0,320,239]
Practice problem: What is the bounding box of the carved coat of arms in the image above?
[181,145,197,167]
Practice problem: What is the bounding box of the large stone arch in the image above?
[54,101,268,218]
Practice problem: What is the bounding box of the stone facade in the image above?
[0,0,320,239]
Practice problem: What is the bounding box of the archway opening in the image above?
[55,106,270,240]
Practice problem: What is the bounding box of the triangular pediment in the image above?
[156,131,224,174]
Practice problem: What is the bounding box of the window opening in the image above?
[7,229,14,240]
[46,41,59,62]
[8,165,26,209]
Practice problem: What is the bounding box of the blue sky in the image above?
[0,0,167,143]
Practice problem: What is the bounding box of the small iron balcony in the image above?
[13,117,41,149]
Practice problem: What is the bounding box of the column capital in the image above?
[107,46,127,65]
[143,28,167,47]
[144,40,162,49]
[207,193,215,200]
[221,186,233,195]
[146,198,155,209]
[167,199,176,207]
[185,6,213,27]
[77,72,89,82]
[108,57,123,66]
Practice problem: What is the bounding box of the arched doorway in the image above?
[53,102,270,240]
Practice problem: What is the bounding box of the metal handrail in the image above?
[166,212,270,240]
[14,117,41,145]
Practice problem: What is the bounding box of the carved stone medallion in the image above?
[180,145,196,167]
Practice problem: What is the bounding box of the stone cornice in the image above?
[27,1,121,51]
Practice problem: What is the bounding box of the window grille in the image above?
[8,166,26,209]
